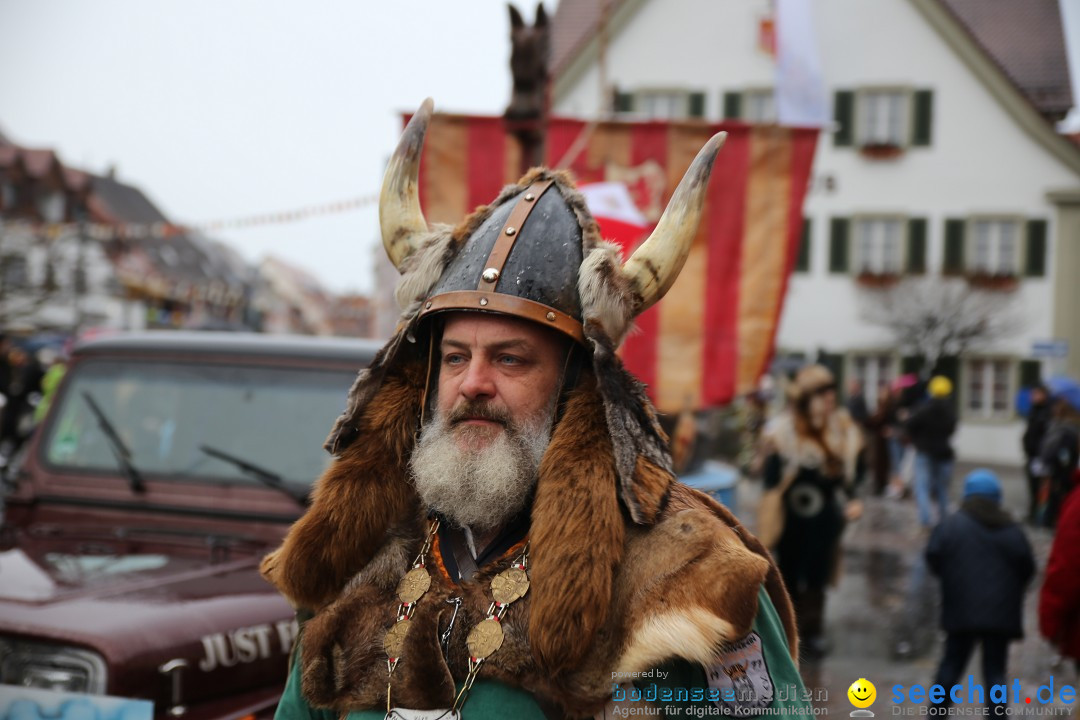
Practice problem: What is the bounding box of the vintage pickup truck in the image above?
[0,331,380,717]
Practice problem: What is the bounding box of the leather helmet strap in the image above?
[476,179,555,292]
[422,291,585,345]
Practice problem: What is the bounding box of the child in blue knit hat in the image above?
[925,469,1035,714]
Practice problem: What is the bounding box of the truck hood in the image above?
[0,522,297,697]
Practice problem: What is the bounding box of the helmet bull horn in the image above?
[621,131,726,313]
[380,97,433,271]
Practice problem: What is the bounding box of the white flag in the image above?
[775,0,830,127]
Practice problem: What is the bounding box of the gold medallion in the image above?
[466,618,504,659]
[383,619,412,658]
[490,567,530,604]
[396,567,431,604]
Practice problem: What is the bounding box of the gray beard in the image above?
[409,401,555,532]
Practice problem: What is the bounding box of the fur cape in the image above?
[259,169,799,716]
[759,408,864,489]
[261,369,797,716]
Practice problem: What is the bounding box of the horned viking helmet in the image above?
[327,99,725,514]
[381,98,726,344]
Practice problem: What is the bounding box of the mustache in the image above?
[447,401,512,427]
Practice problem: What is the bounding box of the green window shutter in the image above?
[688,92,706,118]
[834,90,854,147]
[943,218,966,275]
[1025,219,1047,277]
[911,89,934,146]
[829,217,850,273]
[795,218,812,273]
[614,90,634,114]
[722,91,742,120]
[1018,359,1042,389]
[907,217,927,274]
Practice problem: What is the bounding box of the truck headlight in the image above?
[0,638,107,693]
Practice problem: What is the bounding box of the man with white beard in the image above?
[411,313,563,559]
[265,100,811,719]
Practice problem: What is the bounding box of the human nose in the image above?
[458,358,496,401]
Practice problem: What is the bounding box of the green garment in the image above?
[275,588,810,719]
[33,363,66,423]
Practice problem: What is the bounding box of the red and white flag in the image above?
[578,182,650,252]
[408,113,819,411]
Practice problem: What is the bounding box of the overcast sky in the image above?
[3,1,1080,295]
[0,0,523,294]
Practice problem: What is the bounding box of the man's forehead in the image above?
[440,312,564,351]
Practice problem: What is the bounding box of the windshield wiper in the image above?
[198,444,309,508]
[81,391,147,494]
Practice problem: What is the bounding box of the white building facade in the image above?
[551,0,1080,464]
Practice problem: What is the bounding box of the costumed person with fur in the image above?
[264,100,810,719]
[756,365,863,659]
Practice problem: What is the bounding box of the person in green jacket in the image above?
[263,99,813,720]
[32,349,66,424]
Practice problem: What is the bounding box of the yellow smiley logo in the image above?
[848,678,876,708]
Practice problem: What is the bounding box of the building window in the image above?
[37,190,66,223]
[851,353,896,409]
[857,90,908,147]
[0,254,29,289]
[0,182,16,211]
[617,89,705,120]
[853,217,904,275]
[969,219,1020,276]
[637,91,687,120]
[965,358,1013,419]
[743,89,776,123]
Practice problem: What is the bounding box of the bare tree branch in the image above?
[860,277,1022,375]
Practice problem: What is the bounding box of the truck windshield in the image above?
[42,358,355,489]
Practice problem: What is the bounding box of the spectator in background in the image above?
[1022,384,1052,523]
[890,374,922,497]
[906,376,958,528]
[1040,465,1080,669]
[1037,387,1080,529]
[33,348,67,424]
[846,378,870,429]
[0,346,38,460]
[927,469,1035,715]
[846,378,871,491]
[758,365,864,659]
[0,333,11,410]
[870,382,899,496]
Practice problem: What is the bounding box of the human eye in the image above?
[443,352,466,366]
[497,354,525,367]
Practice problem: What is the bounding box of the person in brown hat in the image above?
[264,100,811,719]
[757,364,864,659]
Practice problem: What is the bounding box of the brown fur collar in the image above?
[292,480,794,717]
[761,408,863,486]
[263,365,672,626]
